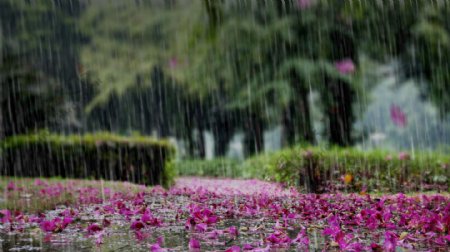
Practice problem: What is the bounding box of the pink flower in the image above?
[335,58,356,74]
[34,179,48,187]
[265,230,292,245]
[243,244,253,250]
[225,245,241,252]
[87,223,103,235]
[6,181,16,191]
[40,220,56,232]
[142,210,162,227]
[293,229,309,246]
[102,218,111,227]
[227,226,239,237]
[0,209,12,223]
[444,235,450,242]
[62,217,73,227]
[296,0,313,9]
[189,238,201,250]
[169,58,178,69]
[134,230,149,241]
[370,243,382,251]
[39,217,73,233]
[93,230,105,245]
[156,236,165,245]
[383,231,398,252]
[130,220,145,230]
[390,104,407,128]
[398,152,410,161]
[187,205,219,228]
[206,229,222,239]
[195,223,207,232]
[149,243,167,252]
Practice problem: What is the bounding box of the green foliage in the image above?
[80,1,187,111]
[0,131,175,186]
[0,54,63,137]
[241,146,450,193]
[0,0,85,135]
[345,0,450,114]
[173,158,241,178]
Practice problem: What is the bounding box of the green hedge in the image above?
[174,158,241,178]
[0,131,175,187]
[241,146,450,193]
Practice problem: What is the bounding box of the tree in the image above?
[0,54,62,137]
[0,0,78,137]
[346,0,450,115]
[80,1,211,157]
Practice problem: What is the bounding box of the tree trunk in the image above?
[282,102,296,147]
[243,112,264,157]
[325,29,356,146]
[185,122,195,158]
[212,110,233,157]
[282,73,314,146]
[213,129,232,157]
[197,123,206,158]
[0,104,3,141]
[296,86,314,143]
[325,80,354,146]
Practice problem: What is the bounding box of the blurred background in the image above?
[1,0,450,160]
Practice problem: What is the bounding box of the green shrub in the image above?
[174,158,241,178]
[241,146,450,193]
[0,131,175,187]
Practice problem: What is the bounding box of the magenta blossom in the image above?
[335,58,356,74]
[142,210,162,227]
[226,226,239,237]
[195,223,207,232]
[130,220,145,230]
[206,229,222,239]
[189,238,201,250]
[296,0,313,10]
[40,217,73,233]
[34,179,48,187]
[6,181,16,191]
[293,229,309,246]
[398,152,410,161]
[149,243,167,252]
[168,58,178,69]
[266,230,292,245]
[186,205,218,229]
[225,245,241,252]
[134,230,149,241]
[87,223,103,235]
[390,104,407,127]
[0,209,12,223]
[383,231,398,251]
[242,244,253,250]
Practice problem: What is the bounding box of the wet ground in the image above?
[1,177,449,251]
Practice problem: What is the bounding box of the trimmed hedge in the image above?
[0,131,175,187]
[173,158,241,178]
[241,146,450,193]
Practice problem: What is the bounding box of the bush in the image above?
[0,131,175,187]
[174,158,241,178]
[241,146,450,193]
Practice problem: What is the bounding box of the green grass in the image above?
[0,177,147,213]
